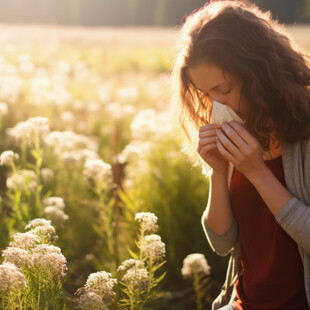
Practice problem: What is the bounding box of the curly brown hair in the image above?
[170,0,310,168]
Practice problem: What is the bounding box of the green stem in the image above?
[193,270,202,310]
[98,186,116,273]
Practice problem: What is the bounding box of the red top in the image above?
[229,155,309,310]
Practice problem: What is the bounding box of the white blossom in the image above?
[25,218,52,230]
[0,101,8,116]
[32,250,67,281]
[43,197,65,210]
[44,131,98,155]
[2,247,32,268]
[6,116,49,143]
[85,271,117,304]
[9,232,40,250]
[117,259,144,273]
[83,158,112,185]
[181,253,211,279]
[0,150,19,166]
[41,168,54,183]
[30,225,58,244]
[140,234,166,261]
[122,267,149,290]
[0,262,27,292]
[73,288,107,310]
[44,206,69,225]
[6,169,38,191]
[135,212,158,233]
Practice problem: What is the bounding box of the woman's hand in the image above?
[215,120,266,180]
[197,123,229,175]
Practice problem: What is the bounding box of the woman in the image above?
[171,0,310,309]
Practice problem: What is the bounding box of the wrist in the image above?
[211,169,228,180]
[246,163,270,185]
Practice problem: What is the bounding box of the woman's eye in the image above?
[222,89,232,95]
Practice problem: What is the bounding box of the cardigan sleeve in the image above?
[201,209,239,256]
[276,197,310,253]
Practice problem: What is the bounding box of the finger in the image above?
[199,142,218,155]
[199,123,221,133]
[216,137,237,165]
[197,136,217,153]
[225,120,260,149]
[216,128,240,158]
[199,129,217,139]
[220,122,251,155]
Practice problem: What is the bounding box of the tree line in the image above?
[0,0,308,26]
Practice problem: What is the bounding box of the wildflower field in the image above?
[0,24,309,310]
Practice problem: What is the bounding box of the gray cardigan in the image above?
[201,135,310,309]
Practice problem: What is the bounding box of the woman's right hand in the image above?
[197,123,229,175]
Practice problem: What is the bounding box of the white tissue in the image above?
[210,101,243,124]
[210,100,273,160]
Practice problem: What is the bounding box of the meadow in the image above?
[0,23,308,309]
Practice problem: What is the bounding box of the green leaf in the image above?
[128,248,138,259]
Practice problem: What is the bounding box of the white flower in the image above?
[135,212,158,233]
[44,206,69,225]
[116,86,139,101]
[130,109,173,140]
[122,267,149,290]
[181,253,211,279]
[140,234,166,261]
[30,225,58,244]
[0,262,27,292]
[0,101,8,116]
[32,244,62,255]
[9,232,40,250]
[25,218,58,244]
[2,247,32,268]
[32,250,67,281]
[6,169,38,191]
[25,218,52,230]
[85,271,117,304]
[41,168,54,183]
[43,197,65,210]
[44,131,98,155]
[83,158,112,185]
[0,150,19,166]
[73,288,107,310]
[118,141,152,163]
[6,116,50,144]
[117,259,144,273]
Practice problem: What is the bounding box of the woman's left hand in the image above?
[215,120,266,180]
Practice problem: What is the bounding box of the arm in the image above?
[216,121,310,253]
[201,170,238,256]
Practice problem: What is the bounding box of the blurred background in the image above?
[0,1,308,309]
[0,0,309,25]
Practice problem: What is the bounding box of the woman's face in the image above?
[188,62,248,119]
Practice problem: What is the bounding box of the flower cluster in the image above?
[73,271,117,309]
[0,218,67,309]
[85,271,117,305]
[0,262,27,293]
[72,288,107,310]
[181,253,211,279]
[43,196,69,226]
[117,259,149,291]
[3,220,66,279]
[135,212,158,233]
[0,150,19,166]
[6,116,50,144]
[6,169,38,191]
[140,234,166,262]
[83,158,112,186]
[25,218,58,244]
[31,244,67,281]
